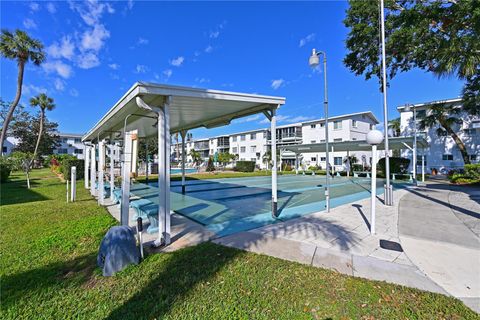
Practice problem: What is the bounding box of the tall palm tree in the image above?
[419,104,470,165]
[0,29,45,154]
[30,93,55,163]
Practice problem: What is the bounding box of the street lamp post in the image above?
[366,129,384,234]
[309,48,330,212]
[404,104,417,183]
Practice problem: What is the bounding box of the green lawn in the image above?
[1,169,477,319]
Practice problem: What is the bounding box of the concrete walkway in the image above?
[398,182,480,312]
[213,182,480,313]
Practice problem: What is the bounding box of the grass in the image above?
[1,169,478,319]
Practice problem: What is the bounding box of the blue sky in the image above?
[1,1,464,139]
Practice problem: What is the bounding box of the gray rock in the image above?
[97,226,139,276]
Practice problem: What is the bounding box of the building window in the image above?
[250,146,256,152]
[370,124,375,130]
[240,134,246,141]
[320,157,326,161]
[74,149,83,154]
[232,136,237,142]
[310,124,316,129]
[470,154,477,161]
[463,129,477,135]
[311,157,317,162]
[333,121,342,130]
[352,120,357,127]
[62,138,68,143]
[58,148,68,154]
[442,154,453,161]
[310,140,316,144]
[334,157,342,165]
[320,139,325,143]
[334,138,342,142]
[250,133,256,140]
[232,147,238,153]
[416,110,426,119]
[352,138,357,141]
[416,155,426,166]
[240,146,246,153]
[74,138,81,143]
[320,123,325,127]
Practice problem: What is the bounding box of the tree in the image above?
[344,0,479,165]
[343,155,358,175]
[206,156,215,172]
[138,138,158,162]
[419,103,471,164]
[217,152,235,167]
[29,93,55,162]
[388,117,401,137]
[0,29,45,154]
[189,149,201,166]
[262,149,280,170]
[10,151,33,188]
[12,112,59,158]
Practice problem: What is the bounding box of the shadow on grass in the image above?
[0,179,50,205]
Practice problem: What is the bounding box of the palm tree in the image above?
[0,29,45,154]
[388,117,401,137]
[30,93,55,164]
[419,104,470,164]
[189,149,201,166]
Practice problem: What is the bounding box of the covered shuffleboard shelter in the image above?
[82,82,285,247]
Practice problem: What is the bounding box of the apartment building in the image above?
[54,133,86,159]
[398,98,479,173]
[171,111,379,170]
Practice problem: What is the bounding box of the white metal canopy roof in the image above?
[284,136,429,153]
[82,82,286,142]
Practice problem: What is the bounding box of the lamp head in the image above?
[366,129,384,145]
[309,49,320,68]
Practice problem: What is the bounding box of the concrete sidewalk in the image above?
[214,182,480,313]
[398,182,480,312]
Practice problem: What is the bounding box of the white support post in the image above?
[346,150,350,177]
[331,145,335,177]
[90,145,96,196]
[71,166,76,202]
[181,130,187,194]
[421,148,425,183]
[84,146,90,189]
[98,140,106,205]
[295,153,299,175]
[121,130,135,225]
[109,144,115,201]
[271,108,278,218]
[164,100,171,245]
[145,139,149,184]
[370,145,377,234]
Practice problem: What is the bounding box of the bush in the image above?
[234,161,255,172]
[464,164,480,179]
[352,164,363,171]
[206,157,215,172]
[0,157,13,182]
[283,164,293,171]
[378,157,410,176]
[60,157,84,180]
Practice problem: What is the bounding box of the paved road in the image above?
[398,182,480,313]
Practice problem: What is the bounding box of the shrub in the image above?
[0,157,13,182]
[234,161,255,172]
[206,157,215,172]
[378,157,410,176]
[308,165,320,171]
[352,164,363,171]
[283,164,293,171]
[464,164,480,179]
[60,157,84,180]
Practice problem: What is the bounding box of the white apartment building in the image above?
[398,98,479,173]
[2,137,19,155]
[54,133,86,159]
[171,111,379,170]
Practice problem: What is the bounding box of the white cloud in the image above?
[23,18,37,29]
[127,0,134,10]
[22,84,47,96]
[80,24,110,52]
[70,88,79,97]
[194,50,201,57]
[204,45,213,53]
[69,0,114,26]
[163,69,173,79]
[46,2,56,14]
[208,21,226,39]
[271,79,285,90]
[135,64,148,73]
[77,52,100,69]
[235,114,261,123]
[54,78,65,91]
[209,31,220,38]
[42,61,73,78]
[137,37,148,45]
[47,37,75,60]
[29,2,39,11]
[299,33,316,48]
[108,63,119,70]
[260,114,314,125]
[195,77,210,84]
[221,83,234,88]
[170,56,184,67]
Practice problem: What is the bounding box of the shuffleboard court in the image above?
[129,174,410,237]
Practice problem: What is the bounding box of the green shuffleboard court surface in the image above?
[130,175,410,237]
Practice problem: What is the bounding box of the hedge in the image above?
[464,164,480,179]
[378,157,410,176]
[60,158,85,180]
[0,158,12,182]
[234,161,255,172]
